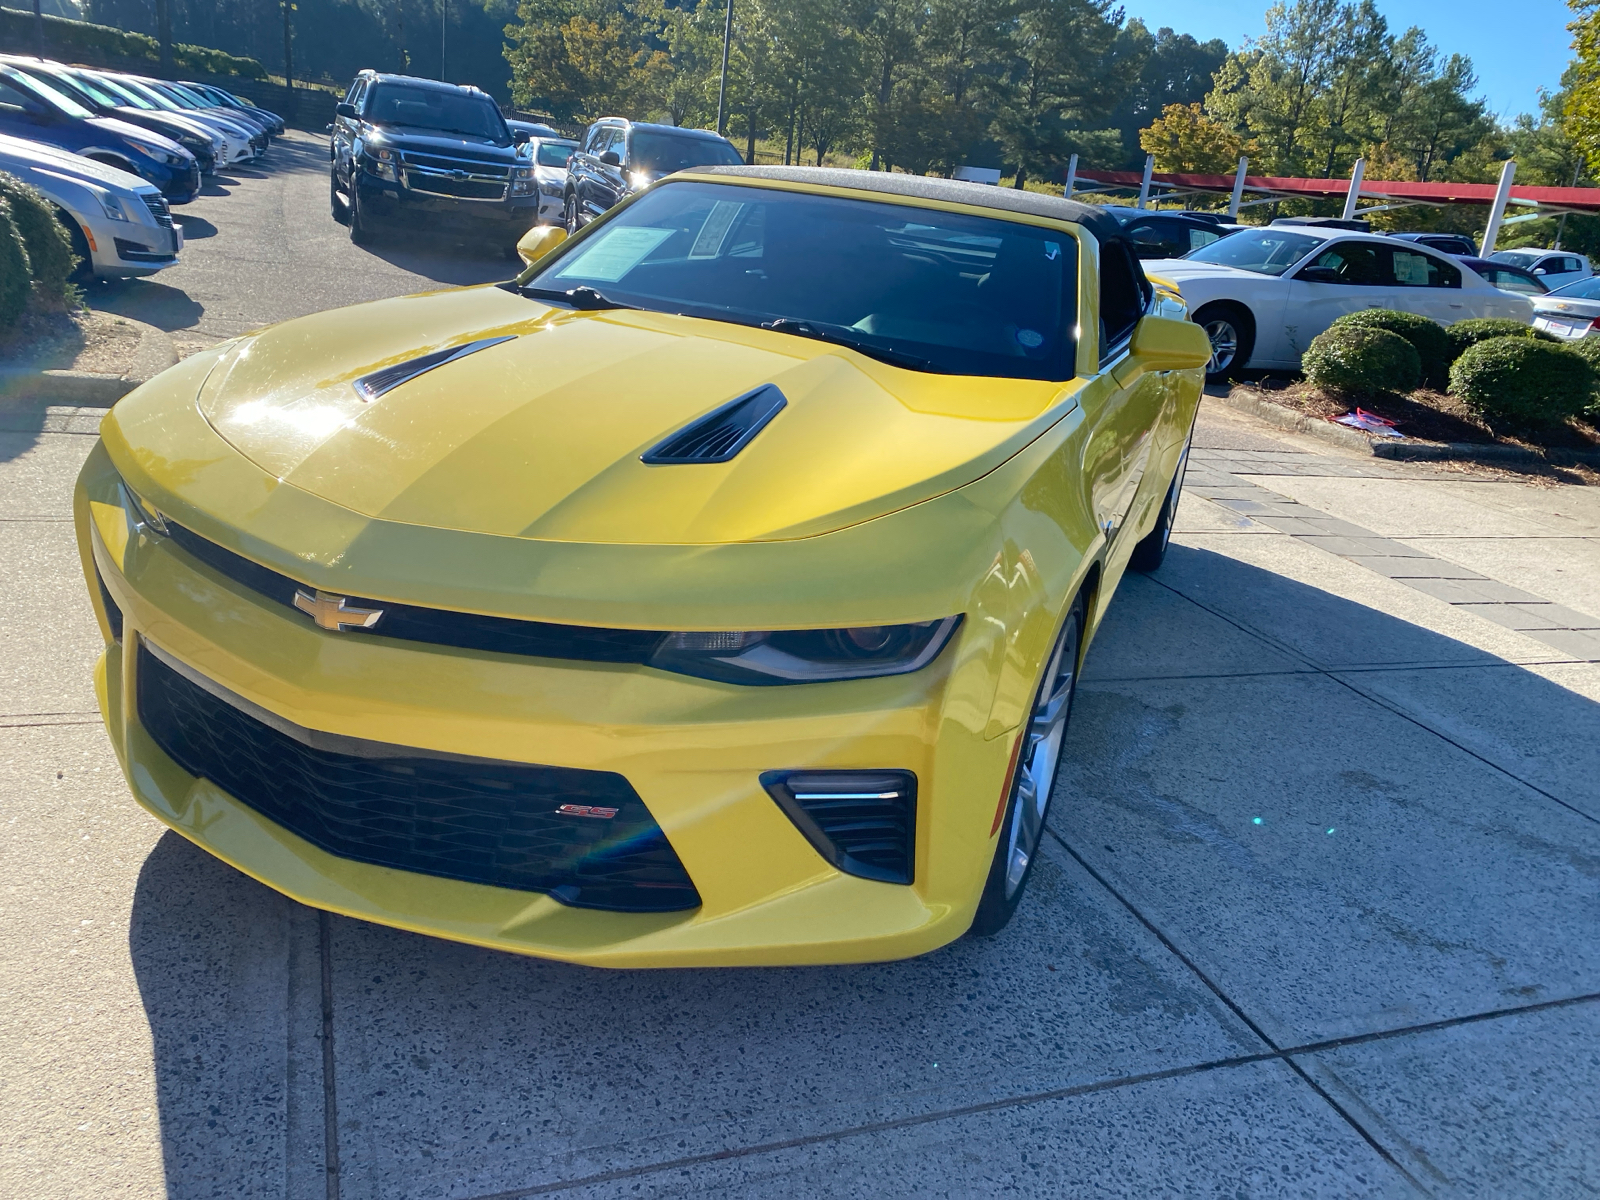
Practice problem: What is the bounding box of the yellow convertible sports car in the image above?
[76,167,1210,966]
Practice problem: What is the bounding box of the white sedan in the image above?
[1148,226,1534,381]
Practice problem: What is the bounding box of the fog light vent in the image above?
[761,770,916,885]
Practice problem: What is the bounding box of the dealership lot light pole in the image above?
[715,0,734,137]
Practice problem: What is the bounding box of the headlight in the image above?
[510,165,536,196]
[362,145,398,182]
[91,188,129,222]
[539,179,564,197]
[646,617,961,684]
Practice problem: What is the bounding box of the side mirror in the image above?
[335,102,357,119]
[512,128,531,145]
[1297,265,1341,284]
[1126,315,1213,373]
[513,225,568,283]
[1532,267,1548,275]
[600,150,621,167]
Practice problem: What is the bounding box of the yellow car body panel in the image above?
[76,171,1206,967]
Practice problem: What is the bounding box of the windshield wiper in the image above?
[521,285,636,311]
[761,318,940,372]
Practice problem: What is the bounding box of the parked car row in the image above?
[327,71,747,250]
[0,54,283,278]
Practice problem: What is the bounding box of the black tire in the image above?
[563,190,580,235]
[1128,419,1196,574]
[56,208,94,285]
[1192,302,1254,385]
[330,170,350,226]
[349,184,376,246]
[969,592,1086,938]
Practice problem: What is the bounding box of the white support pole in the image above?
[1228,157,1248,220]
[1064,153,1078,198]
[1480,159,1517,257]
[1341,157,1365,220]
[1137,154,1153,209]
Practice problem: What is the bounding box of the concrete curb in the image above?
[1214,390,1600,469]
[0,314,177,407]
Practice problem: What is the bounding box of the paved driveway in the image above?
[2,143,1598,1198]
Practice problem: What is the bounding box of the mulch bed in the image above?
[1238,380,1600,454]
[0,306,144,375]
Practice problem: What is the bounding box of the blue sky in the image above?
[1124,0,1572,123]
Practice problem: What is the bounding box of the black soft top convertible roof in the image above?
[691,165,1122,243]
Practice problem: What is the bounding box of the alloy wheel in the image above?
[1002,608,1081,899]
[1203,318,1238,374]
[564,193,579,235]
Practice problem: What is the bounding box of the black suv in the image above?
[1102,207,1230,260]
[563,118,743,231]
[330,71,538,245]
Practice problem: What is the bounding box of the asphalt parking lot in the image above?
[3,136,1599,1198]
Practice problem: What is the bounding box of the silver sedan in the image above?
[1530,276,1600,341]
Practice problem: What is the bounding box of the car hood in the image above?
[361,126,514,158]
[1141,259,1270,283]
[0,133,149,189]
[87,114,184,152]
[189,285,1075,545]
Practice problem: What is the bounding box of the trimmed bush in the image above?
[1447,336,1592,426]
[0,197,30,331]
[0,173,76,306]
[0,9,267,78]
[1444,317,1557,361]
[1563,336,1600,415]
[1303,324,1421,394]
[1330,308,1450,388]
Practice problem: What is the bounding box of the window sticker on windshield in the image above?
[689,201,744,259]
[1045,242,1061,261]
[553,226,675,282]
[1394,252,1430,285]
[1016,329,1045,349]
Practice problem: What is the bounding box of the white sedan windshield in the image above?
[1183,228,1323,276]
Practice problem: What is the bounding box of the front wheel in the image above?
[969,593,1085,938]
[330,170,350,226]
[349,184,376,246]
[563,190,579,235]
[1129,422,1195,574]
[1192,302,1254,385]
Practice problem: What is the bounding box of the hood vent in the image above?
[353,335,517,401]
[641,384,787,465]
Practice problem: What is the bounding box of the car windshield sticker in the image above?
[689,201,744,259]
[553,226,675,282]
[1045,242,1060,261]
[1394,252,1430,285]
[1016,329,1044,348]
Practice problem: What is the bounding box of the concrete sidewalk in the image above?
[1,397,1596,1198]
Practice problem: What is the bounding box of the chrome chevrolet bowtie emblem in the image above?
[293,589,384,632]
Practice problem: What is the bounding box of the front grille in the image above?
[142,193,172,228]
[136,641,701,911]
[402,149,511,174]
[762,770,917,884]
[401,149,510,202]
[407,173,506,201]
[158,518,666,664]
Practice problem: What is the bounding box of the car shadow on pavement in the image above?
[86,278,205,333]
[172,214,217,239]
[123,546,1600,1197]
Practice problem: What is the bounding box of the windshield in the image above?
[1546,276,1600,298]
[117,79,180,111]
[143,82,200,109]
[1490,250,1541,267]
[365,84,508,144]
[169,84,213,107]
[529,180,1079,380]
[630,132,744,175]
[6,71,95,120]
[535,141,575,167]
[1182,227,1322,275]
[86,75,155,109]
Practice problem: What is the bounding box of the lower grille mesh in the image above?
[136,642,700,911]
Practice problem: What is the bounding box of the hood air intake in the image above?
[641,384,787,464]
[353,335,517,401]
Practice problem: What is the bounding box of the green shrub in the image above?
[1564,336,1600,415]
[1330,308,1450,388]
[1444,317,1557,361]
[1447,336,1592,425]
[0,197,30,331]
[0,173,76,306]
[1303,324,1421,394]
[0,9,267,78]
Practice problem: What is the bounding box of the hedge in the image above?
[1447,336,1592,426]
[1330,309,1451,389]
[0,196,30,330]
[0,8,267,79]
[1303,324,1421,394]
[1563,336,1600,414]
[1444,317,1557,361]
[0,172,75,305]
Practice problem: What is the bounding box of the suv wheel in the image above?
[330,171,350,226]
[563,191,579,236]
[349,185,377,246]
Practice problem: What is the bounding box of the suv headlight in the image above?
[646,617,961,685]
[509,165,536,196]
[362,145,398,181]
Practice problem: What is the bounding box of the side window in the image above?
[348,79,367,112]
[583,124,608,155]
[608,127,628,163]
[1303,240,1388,286]
[1189,227,1223,252]
[0,80,38,116]
[1562,257,1584,273]
[1099,240,1148,362]
[1392,248,1460,288]
[1124,219,1183,259]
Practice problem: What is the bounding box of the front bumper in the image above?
[76,432,1020,967]
[358,174,540,231]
